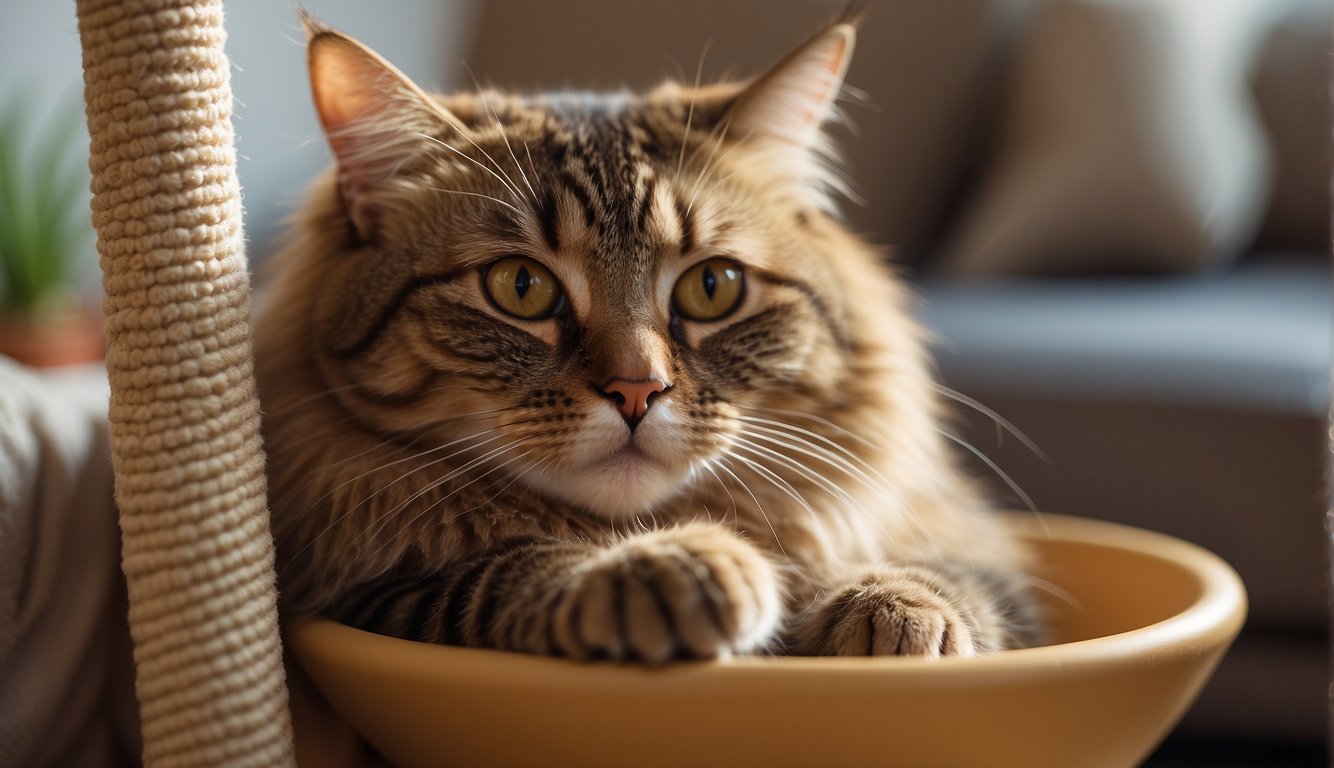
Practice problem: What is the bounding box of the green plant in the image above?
[0,94,94,316]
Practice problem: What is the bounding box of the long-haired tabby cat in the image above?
[256,11,1039,662]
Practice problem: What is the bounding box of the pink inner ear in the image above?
[741,29,852,146]
[311,46,381,135]
[802,45,845,121]
[795,70,838,128]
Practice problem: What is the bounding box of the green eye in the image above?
[673,258,745,321]
[484,257,562,320]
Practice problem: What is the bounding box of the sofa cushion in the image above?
[1251,0,1333,250]
[937,0,1275,276]
[916,256,1332,417]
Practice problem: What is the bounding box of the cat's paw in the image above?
[803,569,978,658]
[550,524,783,663]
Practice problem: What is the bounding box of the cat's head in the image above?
[295,13,879,519]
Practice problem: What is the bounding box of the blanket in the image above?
[0,358,137,767]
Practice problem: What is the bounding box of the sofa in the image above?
[910,1,1331,752]
[461,0,1332,760]
[917,256,1330,750]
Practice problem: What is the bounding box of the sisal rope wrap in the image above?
[76,0,295,765]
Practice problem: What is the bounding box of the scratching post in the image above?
[76,0,295,765]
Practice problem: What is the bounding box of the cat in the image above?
[254,10,1040,663]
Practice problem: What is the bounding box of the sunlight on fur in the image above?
[254,9,1040,663]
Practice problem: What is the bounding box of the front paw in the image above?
[801,569,978,658]
[550,524,783,663]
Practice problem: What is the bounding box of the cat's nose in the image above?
[600,377,668,428]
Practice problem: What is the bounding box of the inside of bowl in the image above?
[1030,536,1205,645]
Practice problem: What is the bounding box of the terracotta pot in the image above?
[0,308,105,368]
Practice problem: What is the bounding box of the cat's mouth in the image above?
[517,428,689,518]
[593,439,665,475]
[606,441,652,461]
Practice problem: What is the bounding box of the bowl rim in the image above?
[290,513,1247,684]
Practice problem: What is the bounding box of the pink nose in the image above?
[601,378,667,424]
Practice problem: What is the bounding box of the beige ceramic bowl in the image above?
[290,514,1246,768]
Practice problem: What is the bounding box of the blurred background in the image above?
[3,0,1331,765]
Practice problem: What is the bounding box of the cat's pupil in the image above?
[515,265,532,299]
[702,267,717,300]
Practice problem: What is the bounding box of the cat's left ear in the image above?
[725,20,857,150]
[302,11,463,238]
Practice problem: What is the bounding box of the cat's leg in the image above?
[788,562,1038,658]
[333,523,784,662]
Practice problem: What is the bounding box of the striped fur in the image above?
[254,15,1040,662]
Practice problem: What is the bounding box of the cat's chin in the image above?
[523,444,690,520]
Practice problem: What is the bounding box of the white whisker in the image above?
[1023,573,1080,611]
[676,40,712,180]
[684,119,733,219]
[455,451,550,518]
[278,430,511,573]
[700,460,738,525]
[733,405,940,547]
[938,430,1042,524]
[724,449,817,524]
[282,423,509,543]
[394,448,537,538]
[729,435,864,514]
[714,457,787,559]
[473,83,538,204]
[424,184,523,216]
[417,130,525,208]
[737,404,880,452]
[933,383,1049,463]
[736,419,890,499]
[457,66,532,203]
[350,440,531,563]
[522,140,542,195]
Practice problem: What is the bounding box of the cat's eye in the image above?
[484,257,563,320]
[672,258,745,321]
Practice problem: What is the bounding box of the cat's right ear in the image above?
[303,12,461,239]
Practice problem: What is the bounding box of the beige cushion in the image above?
[938,0,1275,276]
[1252,0,1333,250]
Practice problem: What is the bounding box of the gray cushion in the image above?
[914,256,1332,416]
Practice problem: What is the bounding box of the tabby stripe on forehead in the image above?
[573,141,610,202]
[331,268,469,359]
[673,194,695,255]
[557,169,598,228]
[538,189,561,252]
[634,175,657,233]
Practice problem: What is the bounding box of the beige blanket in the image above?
[0,358,137,767]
